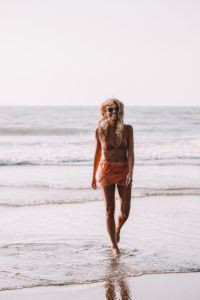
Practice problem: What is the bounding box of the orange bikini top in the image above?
[103,143,127,151]
[102,126,129,151]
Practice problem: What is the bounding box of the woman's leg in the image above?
[115,182,132,243]
[102,184,120,255]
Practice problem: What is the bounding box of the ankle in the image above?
[112,243,119,249]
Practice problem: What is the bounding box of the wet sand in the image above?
[0,272,200,300]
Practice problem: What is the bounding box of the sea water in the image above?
[0,106,200,290]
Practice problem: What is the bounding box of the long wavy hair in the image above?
[98,98,124,143]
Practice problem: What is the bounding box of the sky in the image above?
[0,0,200,106]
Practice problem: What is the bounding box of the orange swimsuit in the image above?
[98,131,129,187]
[98,160,129,187]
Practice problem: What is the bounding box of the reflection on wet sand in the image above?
[104,257,134,300]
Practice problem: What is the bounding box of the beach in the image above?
[1,273,200,300]
[0,194,200,293]
[0,106,200,298]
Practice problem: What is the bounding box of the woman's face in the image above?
[105,102,119,122]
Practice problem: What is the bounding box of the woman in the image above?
[92,98,134,256]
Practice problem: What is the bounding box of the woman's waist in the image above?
[101,153,127,163]
[103,147,127,153]
[100,159,128,166]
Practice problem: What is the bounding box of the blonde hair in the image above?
[98,98,124,143]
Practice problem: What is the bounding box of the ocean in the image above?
[0,105,200,291]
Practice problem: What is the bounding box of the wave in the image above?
[140,156,200,161]
[0,159,92,166]
[0,200,99,208]
[0,183,90,190]
[134,187,200,197]
[0,159,200,167]
[0,127,90,136]
[0,183,200,193]
[0,197,101,207]
[0,187,199,207]
[0,270,199,291]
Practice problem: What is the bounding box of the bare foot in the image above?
[112,246,121,257]
[115,226,120,244]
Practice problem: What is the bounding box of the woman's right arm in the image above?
[92,128,102,189]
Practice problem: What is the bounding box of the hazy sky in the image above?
[0,0,199,106]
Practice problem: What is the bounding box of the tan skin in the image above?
[92,103,134,257]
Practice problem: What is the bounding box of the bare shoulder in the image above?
[124,124,133,135]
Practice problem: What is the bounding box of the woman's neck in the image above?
[108,120,117,128]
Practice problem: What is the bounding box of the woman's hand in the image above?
[126,172,133,188]
[92,177,97,189]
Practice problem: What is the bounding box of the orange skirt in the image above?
[98,160,129,187]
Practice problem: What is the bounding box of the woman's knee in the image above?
[106,207,115,219]
[121,211,129,221]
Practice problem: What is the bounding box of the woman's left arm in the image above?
[126,125,134,186]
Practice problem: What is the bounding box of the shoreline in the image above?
[0,272,200,300]
[1,195,200,293]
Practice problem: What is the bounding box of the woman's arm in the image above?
[92,128,102,189]
[126,125,134,187]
